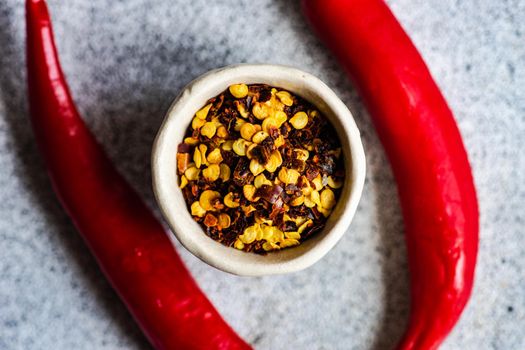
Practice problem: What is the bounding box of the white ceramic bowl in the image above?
[152,64,365,276]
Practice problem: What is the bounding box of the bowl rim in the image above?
[152,64,366,276]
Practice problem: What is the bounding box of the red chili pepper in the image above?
[302,0,479,349]
[26,1,251,349]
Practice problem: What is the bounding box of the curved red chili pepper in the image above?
[301,0,479,349]
[26,1,251,349]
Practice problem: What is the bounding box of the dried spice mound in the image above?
[176,84,345,254]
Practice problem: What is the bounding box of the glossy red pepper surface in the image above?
[302,0,479,349]
[26,1,251,349]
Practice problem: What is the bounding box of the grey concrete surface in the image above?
[0,0,523,349]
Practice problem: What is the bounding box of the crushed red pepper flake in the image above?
[176,84,345,254]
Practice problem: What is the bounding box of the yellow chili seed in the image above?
[327,176,343,189]
[252,103,271,120]
[301,176,312,195]
[179,175,188,189]
[200,122,216,139]
[269,98,283,111]
[234,239,245,250]
[317,205,332,218]
[312,175,323,191]
[234,117,246,131]
[249,159,265,176]
[290,195,305,206]
[243,184,259,202]
[276,91,294,106]
[199,190,220,211]
[218,213,231,229]
[190,201,206,217]
[198,144,208,165]
[252,130,269,144]
[310,190,321,206]
[320,188,336,209]
[239,224,261,244]
[304,196,315,208]
[240,123,257,141]
[262,225,273,241]
[204,213,218,227]
[264,156,279,173]
[192,116,205,130]
[196,103,212,120]
[263,241,280,251]
[264,151,282,173]
[219,163,231,182]
[255,225,264,241]
[184,137,199,145]
[274,135,285,148]
[184,166,200,181]
[290,111,308,129]
[254,174,271,188]
[216,125,229,138]
[294,216,307,226]
[224,192,240,208]
[221,140,234,151]
[287,169,300,184]
[207,148,223,164]
[285,231,301,240]
[274,110,287,127]
[278,168,288,183]
[295,148,309,161]
[280,238,300,248]
[253,174,264,189]
[239,230,255,245]
[298,219,313,234]
[278,167,299,184]
[234,100,249,118]
[262,117,279,133]
[273,150,283,164]
[229,83,249,98]
[262,225,283,242]
[309,110,320,118]
[232,139,247,156]
[193,149,202,168]
[209,117,219,127]
[202,164,220,182]
[270,227,285,242]
[302,185,312,196]
[241,204,256,215]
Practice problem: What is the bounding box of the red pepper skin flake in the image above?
[26,1,251,349]
[302,0,479,349]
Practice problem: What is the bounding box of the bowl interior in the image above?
[152,64,365,276]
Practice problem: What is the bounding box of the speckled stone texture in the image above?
[0,0,523,349]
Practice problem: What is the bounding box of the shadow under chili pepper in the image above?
[0,4,151,349]
[275,1,410,349]
[368,173,411,350]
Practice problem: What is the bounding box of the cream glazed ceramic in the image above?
[152,64,366,276]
